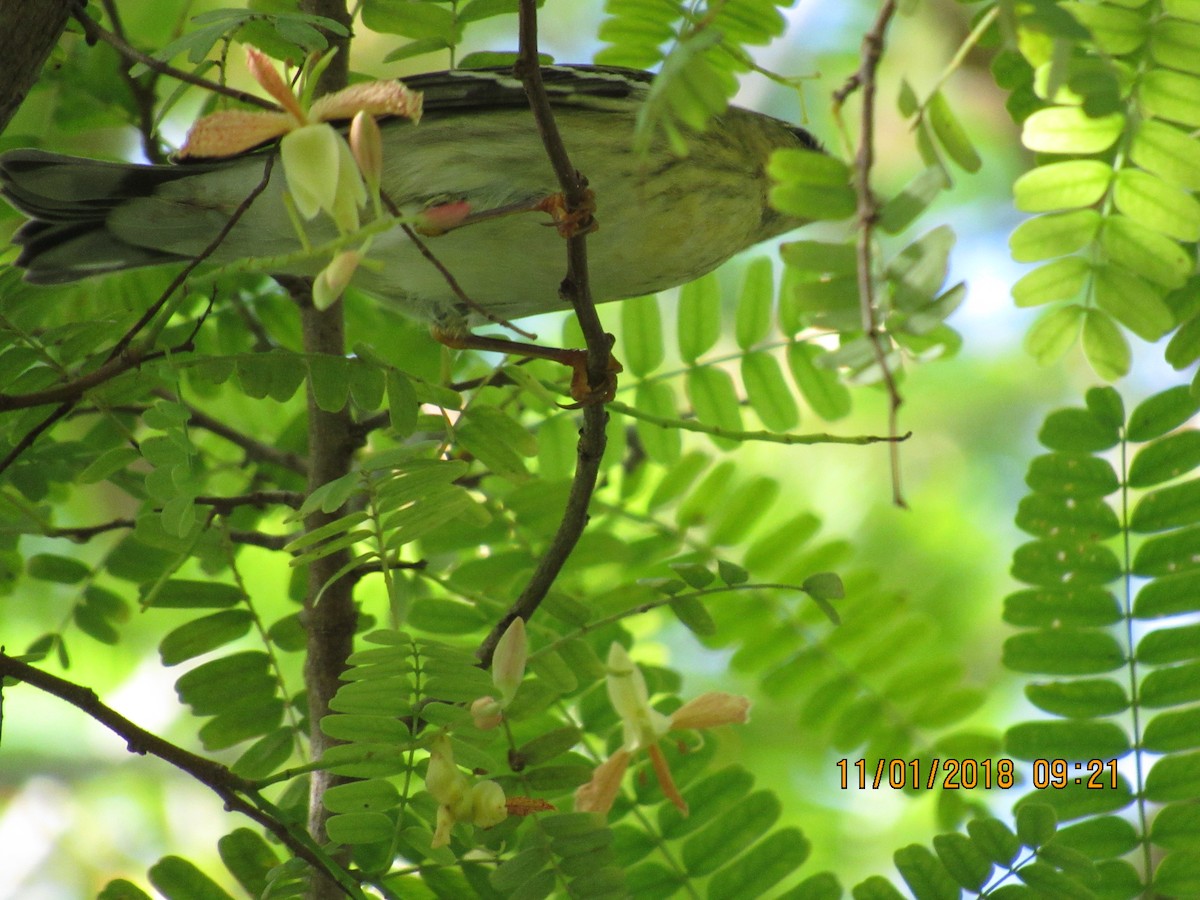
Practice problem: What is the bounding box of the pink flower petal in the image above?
[574,749,631,815]
[177,110,292,158]
[311,80,423,124]
[246,47,305,122]
[648,743,688,815]
[669,692,751,732]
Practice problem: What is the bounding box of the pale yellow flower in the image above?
[575,643,751,816]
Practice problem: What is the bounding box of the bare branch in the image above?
[73,5,279,112]
[477,0,609,668]
[833,0,906,507]
[0,651,362,897]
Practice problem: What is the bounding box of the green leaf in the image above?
[1114,168,1200,241]
[145,580,244,609]
[1151,802,1200,850]
[1093,265,1175,340]
[1003,587,1121,627]
[678,273,721,364]
[1025,452,1119,497]
[1003,629,1126,674]
[1128,385,1200,441]
[710,475,779,545]
[362,0,460,40]
[1134,525,1200,577]
[386,370,418,437]
[218,828,280,899]
[1154,850,1200,896]
[27,553,90,583]
[927,90,981,172]
[1082,308,1131,380]
[231,727,294,779]
[159,610,254,666]
[850,875,908,899]
[1011,537,1122,586]
[894,843,959,900]
[1139,660,1200,707]
[1016,803,1057,847]
[1010,210,1101,262]
[967,818,1020,866]
[1137,624,1200,667]
[659,766,754,839]
[768,150,856,221]
[1038,407,1120,452]
[1025,679,1129,717]
[706,828,812,900]
[1135,570,1200,618]
[686,366,743,450]
[787,342,851,421]
[634,380,682,466]
[1139,69,1200,127]
[98,880,153,900]
[1144,707,1200,752]
[1017,494,1118,542]
[1021,106,1124,153]
[1012,257,1090,307]
[1025,304,1085,365]
[622,293,665,376]
[148,856,236,900]
[1145,751,1200,802]
[1054,816,1138,860]
[1013,161,1113,212]
[736,257,774,349]
[1132,480,1200,532]
[1100,215,1191,289]
[878,166,949,234]
[669,595,716,636]
[323,779,400,814]
[932,832,992,891]
[742,352,799,432]
[1006,720,1130,761]
[680,790,780,876]
[1131,119,1200,191]
[325,811,394,845]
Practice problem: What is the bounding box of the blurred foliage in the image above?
[1,0,1199,898]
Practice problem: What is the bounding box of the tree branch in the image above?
[0,0,74,136]
[73,5,279,112]
[0,651,361,897]
[834,0,905,507]
[476,0,609,668]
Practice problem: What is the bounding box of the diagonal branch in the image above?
[477,0,609,668]
[834,0,905,507]
[0,651,361,897]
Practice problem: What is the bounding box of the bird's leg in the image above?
[433,326,622,407]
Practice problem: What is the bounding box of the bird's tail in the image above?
[0,149,201,284]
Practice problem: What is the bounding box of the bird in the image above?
[0,64,820,398]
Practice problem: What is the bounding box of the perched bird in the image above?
[0,65,819,394]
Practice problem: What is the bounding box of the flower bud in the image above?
[470,780,508,828]
[492,617,527,707]
[425,734,467,807]
[470,696,503,731]
[350,110,383,196]
[313,250,362,311]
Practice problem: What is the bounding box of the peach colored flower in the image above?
[179,47,421,159]
[574,643,751,817]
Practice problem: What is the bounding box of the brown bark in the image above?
[0,0,74,135]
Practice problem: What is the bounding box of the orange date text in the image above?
[836,758,1016,790]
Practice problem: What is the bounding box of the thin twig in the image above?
[0,156,276,478]
[99,0,165,162]
[0,651,362,897]
[833,0,905,507]
[476,0,609,668]
[74,5,279,112]
[607,400,910,445]
[173,393,308,475]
